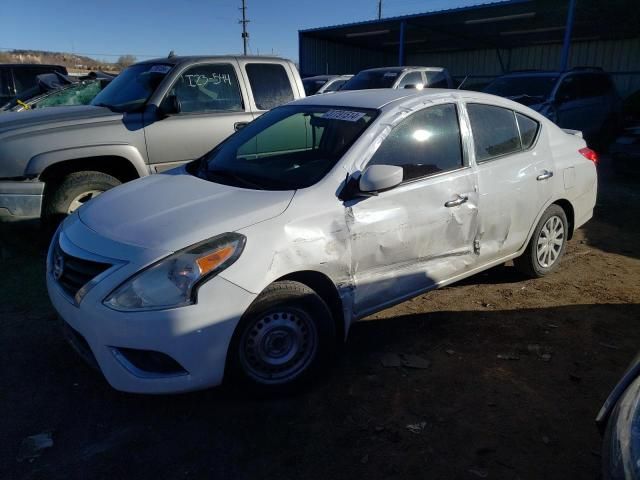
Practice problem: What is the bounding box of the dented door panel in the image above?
[347,167,479,316]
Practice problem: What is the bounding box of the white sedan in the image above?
[47,89,598,394]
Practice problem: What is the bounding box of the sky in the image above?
[2,0,486,63]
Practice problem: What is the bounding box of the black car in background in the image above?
[0,63,68,105]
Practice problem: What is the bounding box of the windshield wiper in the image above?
[206,167,266,190]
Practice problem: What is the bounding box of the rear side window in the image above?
[246,63,294,110]
[516,113,539,149]
[467,104,521,162]
[368,103,463,181]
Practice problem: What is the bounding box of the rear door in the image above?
[348,102,480,316]
[465,103,553,263]
[143,60,254,171]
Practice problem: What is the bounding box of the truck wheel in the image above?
[514,204,568,278]
[43,171,121,223]
[227,280,336,394]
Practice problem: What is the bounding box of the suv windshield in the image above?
[341,70,401,90]
[484,75,559,103]
[91,63,172,112]
[194,105,378,190]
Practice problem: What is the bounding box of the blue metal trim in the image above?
[560,0,577,72]
[399,21,406,66]
[298,0,532,33]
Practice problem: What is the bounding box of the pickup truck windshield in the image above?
[195,105,378,190]
[91,63,172,112]
[484,76,559,102]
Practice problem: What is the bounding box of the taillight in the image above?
[579,147,598,164]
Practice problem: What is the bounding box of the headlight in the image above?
[104,233,245,311]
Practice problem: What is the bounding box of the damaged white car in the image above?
[47,89,598,394]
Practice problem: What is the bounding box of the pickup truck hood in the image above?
[0,105,120,136]
[78,171,294,252]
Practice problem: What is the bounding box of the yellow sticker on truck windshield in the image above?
[322,110,366,122]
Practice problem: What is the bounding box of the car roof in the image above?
[303,75,337,81]
[359,66,445,74]
[291,88,542,113]
[0,63,66,69]
[135,55,289,66]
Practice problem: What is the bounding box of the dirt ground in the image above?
[1,158,638,480]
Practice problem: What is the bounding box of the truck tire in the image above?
[43,171,121,225]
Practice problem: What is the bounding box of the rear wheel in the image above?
[515,204,568,278]
[43,171,120,226]
[227,280,335,393]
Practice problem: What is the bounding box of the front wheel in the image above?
[514,204,569,278]
[43,171,121,225]
[227,280,336,393]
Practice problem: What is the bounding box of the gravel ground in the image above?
[1,157,638,480]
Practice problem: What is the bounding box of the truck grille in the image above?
[53,242,112,299]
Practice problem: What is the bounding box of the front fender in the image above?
[25,145,150,178]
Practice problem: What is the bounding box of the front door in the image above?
[348,102,480,316]
[465,103,553,263]
[144,61,255,172]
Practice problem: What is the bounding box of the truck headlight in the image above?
[104,233,245,311]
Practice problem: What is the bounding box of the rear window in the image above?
[246,63,294,110]
[467,104,521,162]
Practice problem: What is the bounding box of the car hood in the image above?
[78,171,295,252]
[0,105,119,135]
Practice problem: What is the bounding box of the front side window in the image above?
[467,104,521,162]
[195,105,377,190]
[91,63,172,112]
[398,71,423,89]
[245,63,294,110]
[168,63,243,113]
[368,103,463,181]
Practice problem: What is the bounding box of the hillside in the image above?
[0,49,121,73]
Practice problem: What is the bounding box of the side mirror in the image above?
[359,164,403,193]
[159,94,181,116]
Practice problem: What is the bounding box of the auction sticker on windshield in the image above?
[322,110,366,122]
[149,65,172,74]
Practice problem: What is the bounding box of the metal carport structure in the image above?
[299,0,640,95]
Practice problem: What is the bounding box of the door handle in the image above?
[537,170,554,181]
[234,122,249,131]
[444,194,468,208]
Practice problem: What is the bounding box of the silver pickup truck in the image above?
[0,55,304,222]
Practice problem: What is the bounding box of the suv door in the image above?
[465,103,553,263]
[554,73,610,138]
[144,61,254,171]
[348,102,479,316]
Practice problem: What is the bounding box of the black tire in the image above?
[43,171,121,226]
[227,280,336,393]
[514,204,569,278]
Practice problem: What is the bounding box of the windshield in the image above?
[484,75,559,102]
[91,63,172,112]
[194,105,378,190]
[27,81,105,110]
[341,70,400,90]
[303,79,327,96]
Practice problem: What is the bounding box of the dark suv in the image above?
[484,68,621,145]
[0,64,68,106]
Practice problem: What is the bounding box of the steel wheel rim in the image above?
[536,215,565,268]
[67,190,103,214]
[239,308,317,385]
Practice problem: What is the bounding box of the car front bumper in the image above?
[0,179,44,220]
[46,217,257,394]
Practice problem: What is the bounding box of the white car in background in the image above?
[47,89,598,394]
[302,74,353,95]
